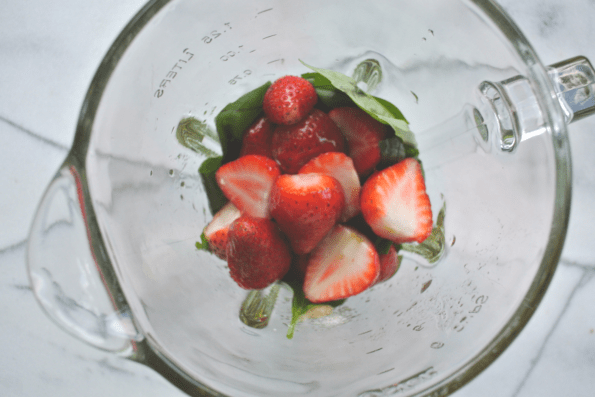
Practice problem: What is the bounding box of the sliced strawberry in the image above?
[272,109,346,174]
[376,245,401,284]
[269,173,345,255]
[239,116,275,158]
[361,158,433,244]
[303,225,380,303]
[263,75,317,125]
[226,215,291,289]
[328,107,387,176]
[215,155,281,219]
[299,152,361,222]
[203,201,241,260]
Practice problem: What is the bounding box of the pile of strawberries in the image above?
[203,75,433,303]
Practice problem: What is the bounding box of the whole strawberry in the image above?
[328,107,388,176]
[239,116,275,158]
[272,109,346,174]
[270,173,345,255]
[226,215,292,290]
[263,75,317,125]
[376,244,401,284]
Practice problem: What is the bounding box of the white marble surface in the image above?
[1,0,594,396]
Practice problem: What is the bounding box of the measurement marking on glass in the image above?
[366,348,383,354]
[378,368,395,375]
[263,34,277,40]
[358,330,372,336]
[258,8,273,14]
[267,59,283,64]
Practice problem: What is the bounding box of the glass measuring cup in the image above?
[26,0,595,396]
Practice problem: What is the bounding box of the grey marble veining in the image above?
[1,0,594,396]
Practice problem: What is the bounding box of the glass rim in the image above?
[65,0,573,395]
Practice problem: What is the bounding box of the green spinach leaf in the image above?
[198,156,227,214]
[215,81,272,162]
[195,232,210,252]
[300,60,416,147]
[286,279,345,339]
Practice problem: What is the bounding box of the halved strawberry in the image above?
[203,201,241,260]
[272,109,346,174]
[239,116,275,158]
[299,152,361,222]
[328,107,387,176]
[303,225,380,303]
[263,75,317,125]
[269,173,345,255]
[360,158,433,244]
[215,155,281,218]
[226,215,292,289]
[376,245,401,284]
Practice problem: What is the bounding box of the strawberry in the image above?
[303,225,380,303]
[239,116,275,158]
[360,158,433,244]
[376,244,400,284]
[269,173,345,255]
[328,107,387,176]
[226,215,292,289]
[203,201,241,260]
[263,75,317,125]
[272,109,346,174]
[215,155,281,219]
[299,152,361,222]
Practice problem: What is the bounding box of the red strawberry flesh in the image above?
[263,75,317,125]
[361,158,433,244]
[215,155,281,219]
[203,201,241,260]
[272,109,346,174]
[299,152,361,222]
[303,225,380,303]
[226,215,291,290]
[269,173,345,255]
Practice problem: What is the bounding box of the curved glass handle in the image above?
[27,163,143,353]
[549,56,595,123]
[416,56,594,169]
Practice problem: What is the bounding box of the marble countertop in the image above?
[1,0,594,396]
